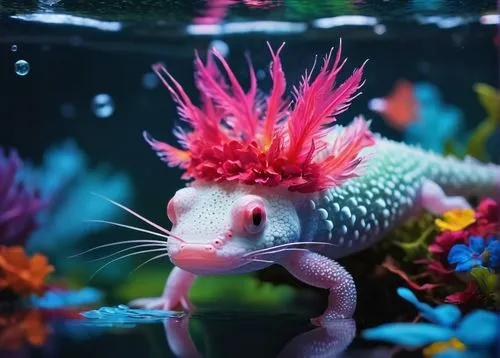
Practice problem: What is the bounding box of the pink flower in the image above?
[470,198,500,236]
[429,230,469,256]
[444,281,484,307]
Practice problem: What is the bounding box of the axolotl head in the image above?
[165,181,301,275]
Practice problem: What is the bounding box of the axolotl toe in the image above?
[127,42,500,326]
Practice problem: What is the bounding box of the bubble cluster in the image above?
[14,60,30,76]
[91,94,115,118]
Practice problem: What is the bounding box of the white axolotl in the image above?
[119,42,499,326]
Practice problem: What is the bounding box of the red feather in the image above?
[144,42,375,193]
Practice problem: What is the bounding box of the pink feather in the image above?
[144,42,374,193]
[286,41,366,163]
[261,42,288,149]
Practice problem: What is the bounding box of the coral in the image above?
[0,149,43,247]
[21,139,133,259]
[0,246,53,297]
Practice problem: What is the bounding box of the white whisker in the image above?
[129,253,171,276]
[85,219,170,240]
[247,258,275,264]
[68,240,168,259]
[243,242,338,257]
[89,248,168,281]
[88,243,168,262]
[249,247,310,257]
[90,192,185,243]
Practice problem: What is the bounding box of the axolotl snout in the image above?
[125,42,500,325]
[165,184,301,275]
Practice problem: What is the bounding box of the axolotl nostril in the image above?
[125,41,500,326]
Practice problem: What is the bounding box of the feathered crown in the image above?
[144,41,374,193]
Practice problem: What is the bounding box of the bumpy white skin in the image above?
[130,134,500,326]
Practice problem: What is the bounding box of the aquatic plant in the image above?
[465,84,499,162]
[405,83,463,153]
[370,81,464,153]
[0,144,113,353]
[0,148,44,247]
[22,139,134,259]
[362,287,498,357]
[380,198,500,310]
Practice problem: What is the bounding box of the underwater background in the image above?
[0,0,499,357]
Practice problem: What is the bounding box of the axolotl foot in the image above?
[129,267,197,312]
[280,250,357,326]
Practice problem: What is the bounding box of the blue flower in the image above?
[362,288,499,357]
[30,287,103,309]
[448,236,500,272]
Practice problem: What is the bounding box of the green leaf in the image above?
[470,267,498,295]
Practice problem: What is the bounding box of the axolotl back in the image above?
[129,42,500,326]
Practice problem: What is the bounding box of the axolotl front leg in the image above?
[130,267,196,311]
[280,251,356,325]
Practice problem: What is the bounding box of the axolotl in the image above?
[125,42,499,326]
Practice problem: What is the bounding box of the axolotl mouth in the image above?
[168,242,244,274]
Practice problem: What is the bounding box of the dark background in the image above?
[0,19,498,228]
[0,1,499,356]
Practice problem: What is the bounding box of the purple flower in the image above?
[0,148,43,246]
[448,236,500,272]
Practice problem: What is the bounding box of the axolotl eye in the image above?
[232,195,267,235]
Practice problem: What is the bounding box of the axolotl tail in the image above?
[424,151,500,200]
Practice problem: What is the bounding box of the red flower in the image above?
[429,230,469,257]
[470,198,500,236]
[414,258,454,275]
[444,281,484,307]
[381,257,442,291]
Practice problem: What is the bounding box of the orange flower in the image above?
[0,246,54,296]
[0,310,50,350]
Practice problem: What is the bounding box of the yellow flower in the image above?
[423,337,465,357]
[435,208,476,232]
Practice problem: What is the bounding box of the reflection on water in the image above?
[65,308,396,358]
[76,311,362,357]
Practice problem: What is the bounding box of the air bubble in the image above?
[141,72,159,90]
[91,94,115,118]
[11,44,17,52]
[257,69,266,79]
[209,39,229,57]
[373,24,386,35]
[14,60,30,76]
[60,102,76,119]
